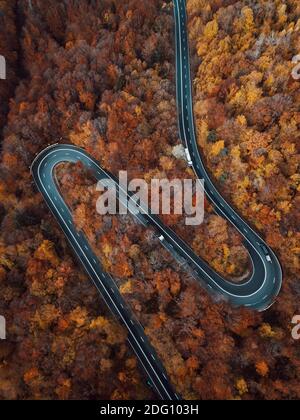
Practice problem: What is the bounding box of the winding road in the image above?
[173,0,282,310]
[31,0,282,400]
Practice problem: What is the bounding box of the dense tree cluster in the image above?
[187,0,300,398]
[0,0,299,400]
[0,0,176,400]
[54,161,257,399]
[0,0,18,136]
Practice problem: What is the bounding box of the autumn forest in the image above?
[0,0,299,400]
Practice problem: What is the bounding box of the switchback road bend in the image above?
[31,0,282,400]
[173,0,282,310]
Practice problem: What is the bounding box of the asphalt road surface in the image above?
[173,0,282,311]
[31,0,282,400]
